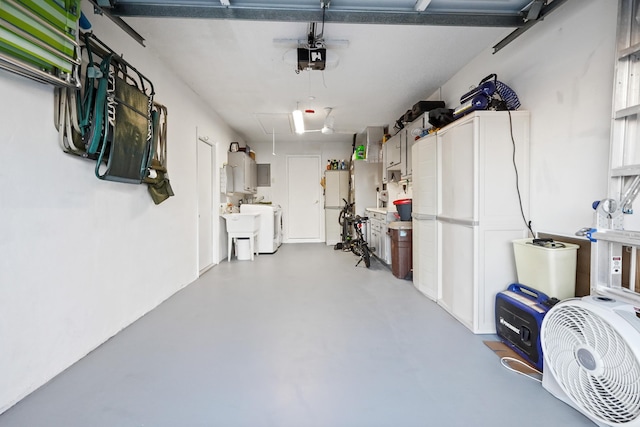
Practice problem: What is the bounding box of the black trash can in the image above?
[388,221,412,280]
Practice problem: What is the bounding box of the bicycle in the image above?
[349,215,372,268]
[334,198,355,251]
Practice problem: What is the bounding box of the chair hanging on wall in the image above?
[143,102,174,204]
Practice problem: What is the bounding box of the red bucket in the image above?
[393,199,412,221]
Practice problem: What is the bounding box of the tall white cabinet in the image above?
[324,170,349,245]
[413,111,530,334]
[441,111,529,334]
[350,160,380,217]
[412,134,439,301]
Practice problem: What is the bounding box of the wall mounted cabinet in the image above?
[402,113,429,179]
[228,151,257,194]
[384,132,402,170]
[383,113,429,182]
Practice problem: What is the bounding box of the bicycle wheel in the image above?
[362,245,371,268]
[350,240,362,256]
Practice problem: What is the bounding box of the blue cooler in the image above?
[495,283,558,371]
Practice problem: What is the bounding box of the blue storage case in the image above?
[495,283,553,371]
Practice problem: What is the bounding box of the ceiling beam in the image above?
[88,0,146,46]
[493,0,569,53]
[107,5,524,28]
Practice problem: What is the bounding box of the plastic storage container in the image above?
[512,238,579,300]
[393,199,412,221]
[236,238,252,260]
[388,221,413,279]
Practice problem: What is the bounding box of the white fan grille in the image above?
[543,304,640,425]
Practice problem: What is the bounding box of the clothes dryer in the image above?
[240,204,282,254]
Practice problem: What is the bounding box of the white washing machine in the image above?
[239,204,283,254]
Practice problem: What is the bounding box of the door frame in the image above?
[197,133,217,275]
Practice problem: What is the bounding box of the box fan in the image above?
[540,296,640,426]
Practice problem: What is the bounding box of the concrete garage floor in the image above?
[0,243,592,427]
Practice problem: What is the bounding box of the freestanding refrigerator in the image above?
[324,169,349,245]
[412,133,439,301]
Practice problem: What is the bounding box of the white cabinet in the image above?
[402,113,428,179]
[383,113,429,181]
[439,118,475,220]
[384,132,402,170]
[369,216,382,258]
[437,111,530,334]
[413,219,439,300]
[325,170,349,245]
[400,130,409,178]
[325,170,349,208]
[383,131,403,183]
[228,151,257,194]
[325,209,343,246]
[351,161,380,217]
[413,134,438,216]
[412,134,439,301]
[366,208,393,265]
[413,113,529,316]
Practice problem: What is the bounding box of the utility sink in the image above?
[222,213,260,233]
[223,213,261,262]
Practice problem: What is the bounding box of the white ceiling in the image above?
[102,1,550,145]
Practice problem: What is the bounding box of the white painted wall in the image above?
[0,5,243,413]
[432,0,616,237]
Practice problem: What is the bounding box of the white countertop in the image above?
[366,207,396,214]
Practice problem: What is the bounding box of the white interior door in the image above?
[287,155,322,241]
[197,137,214,274]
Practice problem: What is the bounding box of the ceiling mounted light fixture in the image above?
[220,0,230,5]
[292,108,305,134]
[414,0,432,12]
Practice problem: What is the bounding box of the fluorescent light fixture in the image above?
[414,0,432,12]
[220,0,230,5]
[292,109,305,134]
